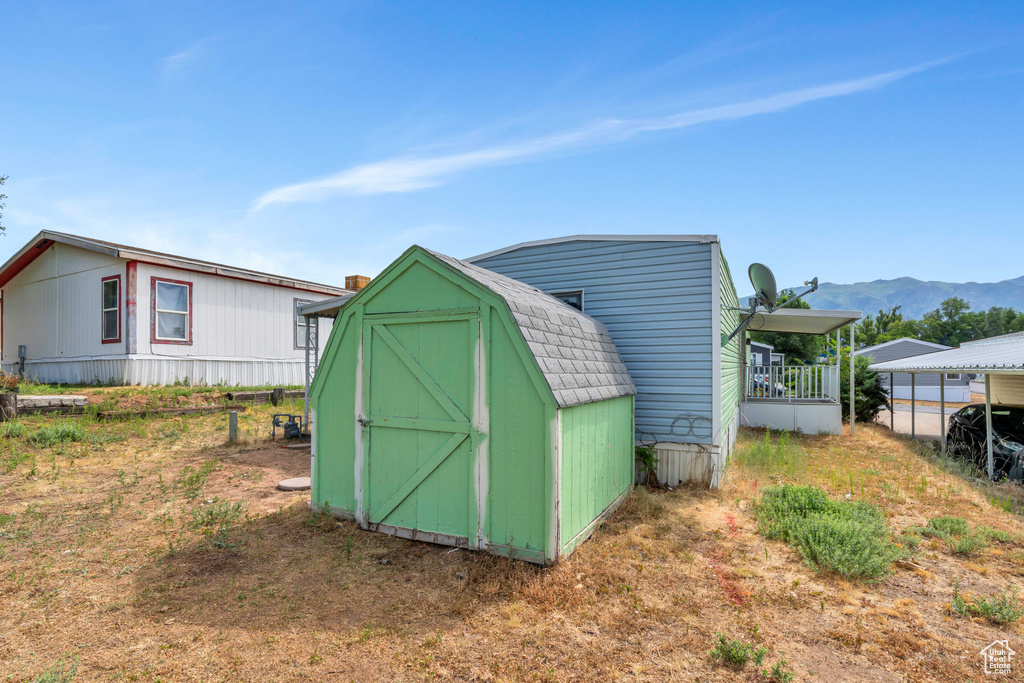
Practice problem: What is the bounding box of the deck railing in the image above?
[744,364,840,402]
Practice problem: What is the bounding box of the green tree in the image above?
[839,344,888,423]
[919,297,974,346]
[856,305,904,347]
[749,289,825,363]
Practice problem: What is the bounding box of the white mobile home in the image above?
[0,231,352,386]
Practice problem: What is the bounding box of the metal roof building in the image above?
[869,331,1024,478]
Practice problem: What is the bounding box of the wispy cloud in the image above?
[254,58,952,210]
[159,39,213,80]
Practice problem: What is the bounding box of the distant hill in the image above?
[804,276,1024,319]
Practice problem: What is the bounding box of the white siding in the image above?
[2,243,124,362]
[1,244,336,385]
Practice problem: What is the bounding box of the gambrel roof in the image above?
[425,248,636,408]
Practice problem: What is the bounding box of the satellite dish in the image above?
[748,263,778,311]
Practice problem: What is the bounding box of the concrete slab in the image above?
[277,477,311,491]
[875,409,953,441]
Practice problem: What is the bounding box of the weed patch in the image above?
[732,428,806,479]
[1,421,26,439]
[174,459,219,499]
[29,421,86,447]
[709,633,766,668]
[190,499,246,549]
[31,654,78,682]
[755,485,902,581]
[951,581,1024,624]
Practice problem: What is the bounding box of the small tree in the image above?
[839,345,889,423]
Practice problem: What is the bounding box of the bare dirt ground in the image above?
[1,403,1023,681]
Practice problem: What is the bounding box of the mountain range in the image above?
[802,276,1024,319]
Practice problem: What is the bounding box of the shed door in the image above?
[362,313,479,543]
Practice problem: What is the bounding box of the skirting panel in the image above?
[740,401,842,436]
[646,413,738,489]
[3,358,306,387]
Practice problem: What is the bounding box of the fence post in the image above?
[228,410,238,444]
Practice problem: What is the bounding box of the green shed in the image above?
[309,246,636,564]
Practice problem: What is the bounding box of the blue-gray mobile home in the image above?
[469,235,741,487]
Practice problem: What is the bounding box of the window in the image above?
[294,298,313,349]
[549,289,584,312]
[101,275,121,343]
[945,373,962,380]
[151,277,192,344]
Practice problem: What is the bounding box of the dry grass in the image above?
[1,407,1022,681]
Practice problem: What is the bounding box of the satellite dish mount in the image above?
[721,263,818,346]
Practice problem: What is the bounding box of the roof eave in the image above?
[466,233,720,263]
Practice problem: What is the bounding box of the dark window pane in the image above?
[552,291,583,311]
[103,280,118,309]
[103,310,118,339]
[157,282,188,312]
[158,312,188,340]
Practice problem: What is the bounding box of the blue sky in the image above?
[1,2,1022,291]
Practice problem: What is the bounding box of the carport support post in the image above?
[940,373,946,455]
[890,373,894,430]
[985,374,994,480]
[849,323,856,436]
[911,374,916,439]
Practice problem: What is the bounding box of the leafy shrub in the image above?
[709,633,767,668]
[949,533,988,557]
[29,421,86,447]
[951,581,1024,624]
[924,516,970,538]
[755,485,902,581]
[915,516,990,556]
[732,428,806,479]
[635,445,658,484]
[174,459,219,499]
[1,421,25,438]
[763,659,795,683]
[191,499,246,549]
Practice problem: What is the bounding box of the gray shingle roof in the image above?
[424,248,636,408]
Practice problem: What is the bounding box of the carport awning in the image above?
[297,294,355,318]
[739,308,861,335]
[868,332,1024,374]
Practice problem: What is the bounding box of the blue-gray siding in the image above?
[858,339,972,389]
[473,240,716,444]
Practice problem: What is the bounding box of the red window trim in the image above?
[150,276,193,345]
[101,275,122,344]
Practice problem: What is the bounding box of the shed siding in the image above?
[559,394,634,554]
[719,252,741,435]
[311,312,359,515]
[311,253,563,561]
[991,375,1024,405]
[486,305,551,555]
[474,240,715,443]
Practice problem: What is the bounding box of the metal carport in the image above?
[868,331,1024,479]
